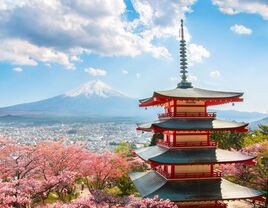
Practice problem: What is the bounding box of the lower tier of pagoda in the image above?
[135,145,256,165]
[129,171,264,202]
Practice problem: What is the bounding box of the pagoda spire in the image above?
[177,19,193,88]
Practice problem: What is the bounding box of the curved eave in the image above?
[137,119,248,133]
[135,146,256,165]
[139,88,243,107]
[129,171,265,202]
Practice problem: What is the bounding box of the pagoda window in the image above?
[176,106,206,113]
[174,164,210,174]
[175,100,206,113]
[175,134,207,143]
[176,100,205,105]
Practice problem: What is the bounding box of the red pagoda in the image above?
[129,20,265,208]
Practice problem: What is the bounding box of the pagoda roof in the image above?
[137,119,248,132]
[139,87,243,107]
[129,171,264,201]
[135,145,255,164]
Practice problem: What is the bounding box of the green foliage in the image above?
[211,127,268,150]
[211,131,244,150]
[105,186,122,196]
[44,190,79,204]
[242,130,268,147]
[259,124,268,134]
[114,142,134,156]
[115,174,137,196]
[150,133,163,146]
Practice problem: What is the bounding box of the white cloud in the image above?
[136,73,141,79]
[71,55,82,62]
[0,0,203,69]
[210,70,221,78]
[0,0,210,68]
[0,39,74,69]
[212,0,268,20]
[188,74,197,82]
[230,24,252,35]
[170,76,179,82]
[188,43,210,63]
[122,70,128,74]
[130,0,196,42]
[84,67,107,76]
[0,0,197,64]
[12,67,23,72]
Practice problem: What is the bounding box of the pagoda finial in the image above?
[177,19,192,88]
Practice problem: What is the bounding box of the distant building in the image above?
[129,20,265,208]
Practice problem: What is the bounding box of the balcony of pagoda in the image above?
[158,112,216,119]
[157,140,217,148]
[156,168,222,180]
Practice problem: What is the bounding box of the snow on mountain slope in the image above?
[65,80,126,98]
[0,80,149,117]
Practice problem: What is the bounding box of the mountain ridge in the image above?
[65,80,126,98]
[0,80,267,122]
[0,80,148,117]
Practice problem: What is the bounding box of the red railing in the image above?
[156,168,222,179]
[158,112,216,119]
[174,171,221,179]
[158,140,217,148]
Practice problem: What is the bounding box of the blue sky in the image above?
[0,0,268,113]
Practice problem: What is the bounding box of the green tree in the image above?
[211,131,244,150]
[243,130,268,147]
[259,124,268,135]
[115,174,137,196]
[150,133,163,146]
[114,142,135,157]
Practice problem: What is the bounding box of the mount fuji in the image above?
[0,80,150,118]
[0,80,267,122]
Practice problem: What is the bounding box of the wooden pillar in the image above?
[173,131,176,146]
[171,165,175,178]
[210,164,213,175]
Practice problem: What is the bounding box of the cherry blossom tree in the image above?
[37,194,177,208]
[0,139,86,206]
[80,151,129,191]
[220,141,268,206]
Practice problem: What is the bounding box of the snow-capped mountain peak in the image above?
[65,80,126,98]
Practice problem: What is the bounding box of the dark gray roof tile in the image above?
[129,171,264,201]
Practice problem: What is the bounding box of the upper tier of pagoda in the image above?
[139,20,243,108]
[139,87,243,107]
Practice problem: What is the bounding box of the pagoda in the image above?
[129,20,265,208]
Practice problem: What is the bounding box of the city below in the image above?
[0,118,152,152]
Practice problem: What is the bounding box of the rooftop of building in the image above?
[129,171,264,201]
